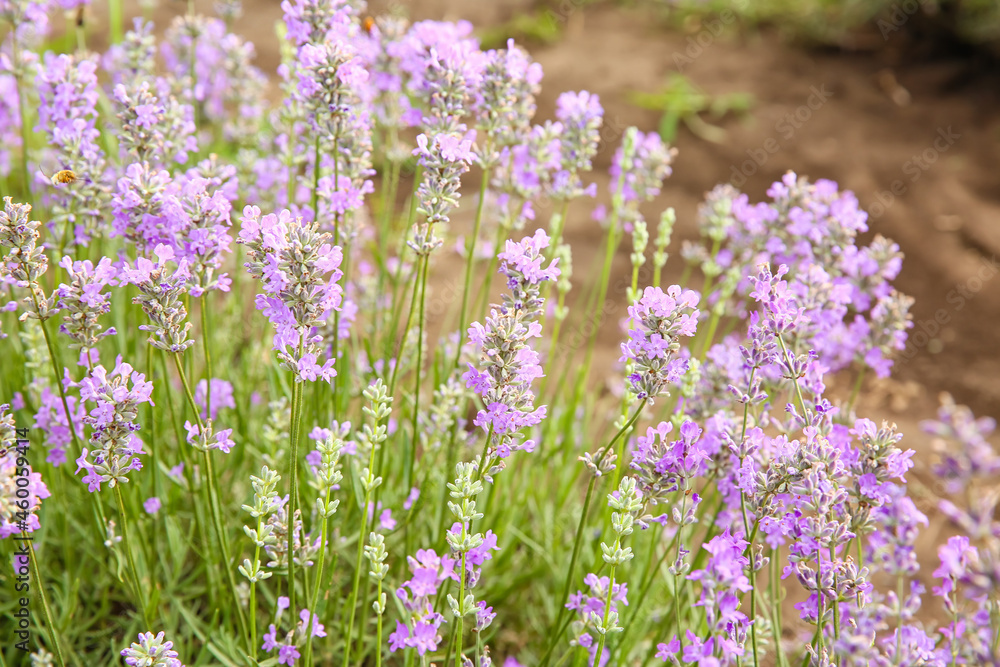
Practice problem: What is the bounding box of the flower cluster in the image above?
[0,198,54,321]
[566,573,629,667]
[114,81,197,166]
[194,378,235,421]
[71,358,154,492]
[408,132,476,255]
[262,495,320,570]
[121,631,185,667]
[463,230,559,467]
[34,52,109,247]
[620,285,700,401]
[662,530,751,667]
[54,256,119,359]
[122,244,195,354]
[239,206,344,382]
[389,548,456,655]
[630,420,708,527]
[261,597,327,666]
[687,173,913,379]
[0,403,50,538]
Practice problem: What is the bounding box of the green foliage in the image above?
[628,73,752,143]
[477,11,563,50]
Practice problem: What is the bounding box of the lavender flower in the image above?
[263,495,320,569]
[473,41,542,163]
[691,173,912,378]
[33,388,84,466]
[114,81,197,166]
[1,404,50,538]
[144,497,161,515]
[71,358,154,492]
[550,91,602,200]
[566,573,629,667]
[611,129,676,206]
[54,256,119,357]
[103,18,157,89]
[172,173,234,295]
[238,206,344,382]
[184,420,234,453]
[260,601,326,666]
[463,230,559,470]
[630,419,708,527]
[281,0,353,47]
[682,529,752,666]
[923,393,1000,494]
[34,52,109,247]
[408,132,475,255]
[110,162,179,254]
[619,285,700,401]
[121,631,185,667]
[389,548,455,655]
[294,40,375,222]
[0,198,55,321]
[122,244,195,354]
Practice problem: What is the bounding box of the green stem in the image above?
[771,547,787,667]
[113,484,152,627]
[776,334,808,419]
[304,481,333,667]
[108,0,123,44]
[342,434,380,667]
[539,401,646,667]
[456,550,468,667]
[375,575,384,667]
[287,361,304,614]
[454,159,492,371]
[22,533,67,667]
[248,512,265,664]
[200,297,213,427]
[172,353,249,641]
[407,254,431,489]
[740,491,760,667]
[847,366,866,414]
[592,551,620,667]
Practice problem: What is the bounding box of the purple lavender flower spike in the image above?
[620,285,700,402]
[463,229,559,473]
[0,404,51,538]
[239,206,344,383]
[69,357,154,492]
[34,52,110,247]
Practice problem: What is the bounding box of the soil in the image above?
[80,0,999,626]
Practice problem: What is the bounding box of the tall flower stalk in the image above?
[238,205,344,614]
[342,380,391,667]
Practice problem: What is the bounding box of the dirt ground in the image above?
[83,0,999,596]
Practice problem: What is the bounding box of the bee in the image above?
[51,169,81,185]
[362,15,375,34]
[47,169,92,186]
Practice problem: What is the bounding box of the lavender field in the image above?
[1,1,999,666]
